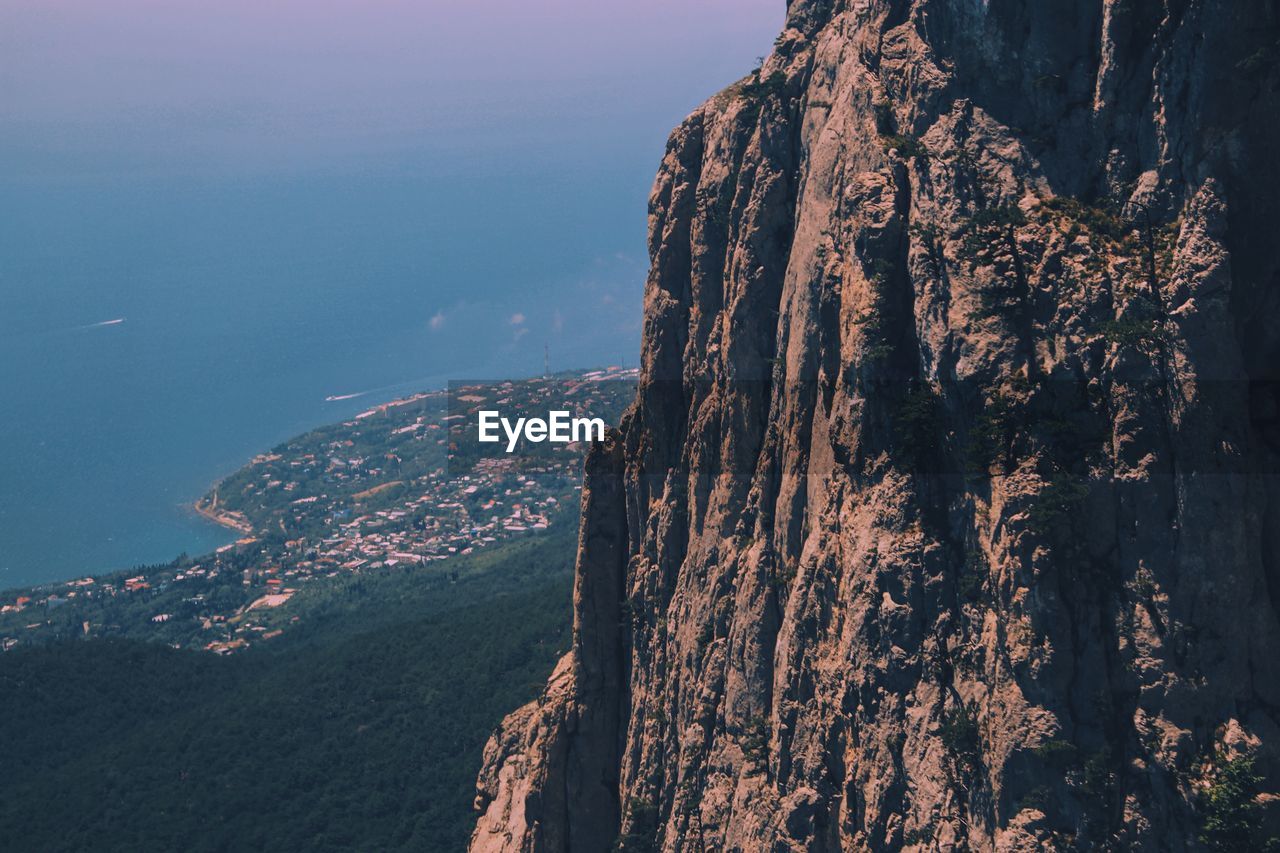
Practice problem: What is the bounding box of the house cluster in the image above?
[250,461,571,581]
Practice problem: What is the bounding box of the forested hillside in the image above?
[0,528,575,852]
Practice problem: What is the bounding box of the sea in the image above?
[0,1,782,589]
[0,169,654,589]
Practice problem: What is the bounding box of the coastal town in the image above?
[0,368,637,653]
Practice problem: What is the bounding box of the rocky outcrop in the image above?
[471,1,1280,849]
[472,436,629,852]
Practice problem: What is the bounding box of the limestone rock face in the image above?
[471,1,1280,849]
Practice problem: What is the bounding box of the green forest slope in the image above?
[0,527,576,852]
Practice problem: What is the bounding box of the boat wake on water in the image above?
[78,317,126,330]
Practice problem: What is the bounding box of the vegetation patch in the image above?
[1039,197,1129,242]
[1102,296,1166,352]
[883,134,930,162]
[739,70,788,103]
[614,797,661,853]
[741,715,772,773]
[1027,475,1091,540]
[957,562,985,604]
[1199,753,1280,852]
[853,259,897,367]
[892,384,944,472]
[1033,738,1080,769]
[965,391,1017,476]
[940,703,981,773]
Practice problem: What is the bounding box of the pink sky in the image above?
[3,0,784,176]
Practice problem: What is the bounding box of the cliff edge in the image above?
[471,1,1280,849]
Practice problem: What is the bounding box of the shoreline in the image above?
[192,492,253,535]
[5,366,634,595]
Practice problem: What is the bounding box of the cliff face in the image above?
[470,1,1280,849]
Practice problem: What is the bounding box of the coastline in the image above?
[4,367,635,596]
[192,491,253,535]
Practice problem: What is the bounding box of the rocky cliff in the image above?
[470,1,1280,849]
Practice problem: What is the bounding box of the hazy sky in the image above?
[3,0,783,179]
